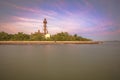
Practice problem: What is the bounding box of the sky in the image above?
[0,0,120,41]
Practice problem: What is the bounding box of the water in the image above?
[0,42,120,80]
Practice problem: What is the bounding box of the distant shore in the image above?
[0,41,103,45]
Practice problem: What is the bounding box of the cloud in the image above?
[3,1,57,19]
[0,0,120,40]
[0,23,19,34]
[13,16,40,22]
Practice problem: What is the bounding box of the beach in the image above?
[0,41,102,45]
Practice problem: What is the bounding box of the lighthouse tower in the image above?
[43,18,48,34]
[43,18,50,38]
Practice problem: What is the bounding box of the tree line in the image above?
[0,31,92,41]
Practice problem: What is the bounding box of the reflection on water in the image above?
[0,42,120,80]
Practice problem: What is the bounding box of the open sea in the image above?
[0,41,120,80]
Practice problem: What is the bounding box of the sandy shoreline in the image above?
[0,41,102,45]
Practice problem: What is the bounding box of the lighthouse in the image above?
[43,18,50,38]
[31,18,50,39]
[43,18,48,34]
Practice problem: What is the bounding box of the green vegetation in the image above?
[30,33,45,41]
[0,31,92,41]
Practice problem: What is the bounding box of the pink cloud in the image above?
[4,1,57,19]
[0,23,19,34]
[13,16,40,22]
[4,2,41,14]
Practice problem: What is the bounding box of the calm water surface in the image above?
[0,42,120,80]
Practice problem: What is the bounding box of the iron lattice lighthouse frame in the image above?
[43,18,48,34]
